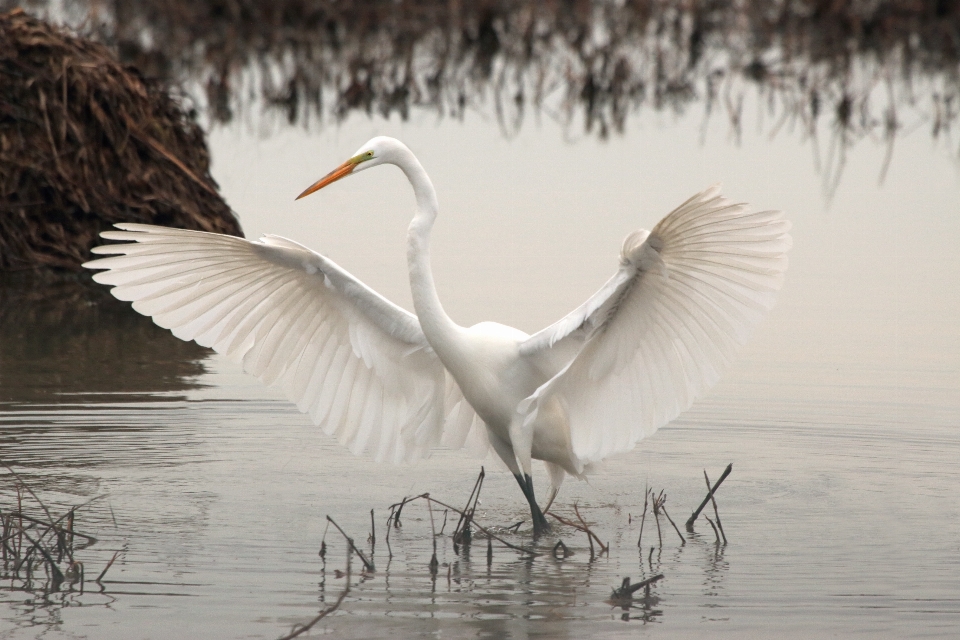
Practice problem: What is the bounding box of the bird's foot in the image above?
[514,472,553,537]
[531,504,552,537]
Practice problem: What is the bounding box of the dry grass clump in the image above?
[0,462,110,594]
[0,9,241,271]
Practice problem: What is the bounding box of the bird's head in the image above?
[296,136,407,200]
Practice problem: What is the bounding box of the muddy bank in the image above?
[0,9,241,271]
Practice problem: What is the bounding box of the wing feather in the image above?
[84,224,478,463]
[519,185,791,468]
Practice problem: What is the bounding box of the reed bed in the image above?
[0,461,115,595]
[289,462,734,632]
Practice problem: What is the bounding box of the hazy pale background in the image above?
[209,105,960,416]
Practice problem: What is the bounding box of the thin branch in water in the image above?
[96,550,120,583]
[703,470,727,544]
[659,504,685,545]
[453,467,484,546]
[686,463,733,530]
[637,486,650,548]
[438,510,448,536]
[319,519,329,561]
[548,504,608,558]
[67,509,74,550]
[0,460,56,530]
[704,515,721,544]
[573,503,606,558]
[6,511,97,544]
[278,556,350,640]
[12,525,64,588]
[652,491,663,548]
[388,496,410,529]
[326,516,374,572]
[427,495,439,576]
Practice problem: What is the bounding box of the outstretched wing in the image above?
[519,185,791,468]
[84,224,481,463]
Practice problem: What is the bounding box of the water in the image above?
[2,56,960,640]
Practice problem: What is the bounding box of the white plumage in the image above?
[519,188,790,467]
[86,226,480,464]
[85,137,790,535]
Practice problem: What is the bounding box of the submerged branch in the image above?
[547,505,608,557]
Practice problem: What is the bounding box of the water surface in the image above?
[1,87,959,638]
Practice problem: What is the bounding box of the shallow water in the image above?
[2,100,959,638]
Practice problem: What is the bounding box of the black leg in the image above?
[514,473,551,536]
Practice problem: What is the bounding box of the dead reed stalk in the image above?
[1,460,105,593]
[658,503,685,545]
[325,516,374,572]
[686,463,732,531]
[637,486,650,548]
[547,504,608,558]
[95,550,119,583]
[652,491,663,548]
[278,556,350,640]
[704,515,721,544]
[453,467,484,548]
[388,493,538,556]
[427,496,439,575]
[703,470,727,544]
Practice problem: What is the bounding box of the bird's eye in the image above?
[366,151,374,158]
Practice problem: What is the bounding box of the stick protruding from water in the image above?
[685,463,732,531]
[326,516,374,572]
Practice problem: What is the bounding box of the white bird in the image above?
[84,136,791,535]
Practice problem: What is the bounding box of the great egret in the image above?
[84,136,791,536]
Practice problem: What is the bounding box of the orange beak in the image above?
[296,159,358,200]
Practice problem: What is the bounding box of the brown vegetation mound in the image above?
[0,9,242,271]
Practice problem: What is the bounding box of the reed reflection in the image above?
[0,273,211,473]
[14,0,956,157]
[0,272,208,403]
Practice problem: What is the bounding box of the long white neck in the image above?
[395,148,463,355]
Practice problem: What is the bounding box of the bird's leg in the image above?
[513,473,551,537]
[542,485,560,515]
